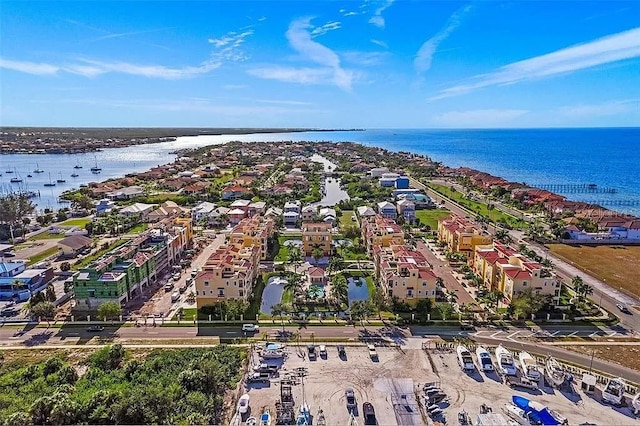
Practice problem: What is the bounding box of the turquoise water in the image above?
[308,285,325,298]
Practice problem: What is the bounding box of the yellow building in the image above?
[437,215,492,258]
[195,245,260,307]
[227,215,274,260]
[373,244,437,304]
[361,215,405,255]
[472,243,560,303]
[302,222,332,256]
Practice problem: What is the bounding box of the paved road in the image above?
[410,176,640,332]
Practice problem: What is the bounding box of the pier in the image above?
[533,183,617,194]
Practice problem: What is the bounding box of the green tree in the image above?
[510,288,545,320]
[495,229,513,244]
[330,274,349,308]
[287,246,303,274]
[284,273,305,301]
[60,261,71,272]
[415,298,433,321]
[312,246,323,266]
[369,285,386,319]
[350,300,372,328]
[571,275,585,296]
[29,301,55,324]
[45,284,56,302]
[270,302,289,331]
[486,290,504,310]
[327,253,343,276]
[0,193,36,242]
[435,302,455,321]
[97,301,122,321]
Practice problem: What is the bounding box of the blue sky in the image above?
[1,0,639,128]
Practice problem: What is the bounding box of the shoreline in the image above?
[0,127,360,154]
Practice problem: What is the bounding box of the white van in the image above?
[171,291,180,303]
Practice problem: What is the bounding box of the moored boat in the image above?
[457,344,476,371]
[631,392,640,415]
[260,408,271,426]
[496,345,518,376]
[34,163,44,173]
[602,377,625,406]
[519,351,541,381]
[296,402,311,426]
[476,346,494,372]
[545,357,566,387]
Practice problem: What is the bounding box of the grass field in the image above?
[415,209,451,229]
[274,235,301,262]
[428,183,528,229]
[60,217,92,227]
[28,231,65,241]
[339,210,356,230]
[27,246,59,265]
[561,344,640,373]
[127,223,148,233]
[548,244,640,298]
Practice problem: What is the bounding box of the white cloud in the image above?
[256,99,313,106]
[258,16,267,22]
[370,39,388,48]
[284,17,353,90]
[343,11,359,17]
[208,30,253,48]
[247,66,333,85]
[415,4,472,73]
[557,99,638,117]
[431,26,640,100]
[369,0,394,28]
[77,59,221,79]
[311,21,342,37]
[0,58,59,75]
[434,109,528,127]
[341,51,389,66]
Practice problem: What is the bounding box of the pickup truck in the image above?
[505,375,538,390]
[253,363,279,373]
[307,344,317,360]
[247,372,271,383]
[367,344,378,360]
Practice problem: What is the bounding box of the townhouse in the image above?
[302,222,333,257]
[377,201,397,220]
[472,243,560,304]
[396,199,416,222]
[437,215,492,258]
[227,215,275,260]
[361,214,405,255]
[373,244,437,304]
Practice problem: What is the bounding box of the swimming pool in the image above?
[308,285,325,298]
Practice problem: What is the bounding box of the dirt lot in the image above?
[548,244,640,298]
[561,344,640,372]
[234,343,639,425]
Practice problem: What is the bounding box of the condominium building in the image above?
[472,243,560,303]
[361,215,405,255]
[195,245,260,307]
[437,215,492,258]
[227,215,275,260]
[373,244,437,304]
[302,222,333,257]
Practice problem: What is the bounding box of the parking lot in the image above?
[234,342,639,425]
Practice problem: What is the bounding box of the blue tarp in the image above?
[511,395,560,426]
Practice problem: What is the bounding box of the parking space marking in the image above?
[568,331,579,337]
[589,331,601,338]
[491,331,502,338]
[550,331,560,337]
[608,332,618,337]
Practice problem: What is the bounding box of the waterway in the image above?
[309,154,350,207]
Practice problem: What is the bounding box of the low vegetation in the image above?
[548,244,640,298]
[0,345,246,425]
[414,209,451,230]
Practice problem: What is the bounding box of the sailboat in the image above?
[27,173,33,178]
[519,351,541,381]
[56,172,66,183]
[296,402,311,426]
[90,155,102,173]
[74,161,83,169]
[71,172,79,177]
[496,345,518,376]
[545,357,566,387]
[34,163,44,173]
[10,168,22,183]
[44,172,56,187]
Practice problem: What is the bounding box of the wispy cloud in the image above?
[431,27,640,100]
[557,99,638,117]
[311,21,342,38]
[415,4,472,74]
[90,27,173,42]
[341,51,389,66]
[370,39,388,49]
[339,8,360,17]
[208,30,253,48]
[78,59,221,79]
[223,84,249,90]
[256,99,313,106]
[369,0,395,29]
[0,58,59,75]
[434,109,528,127]
[247,18,353,90]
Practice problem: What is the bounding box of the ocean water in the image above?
[1,128,638,216]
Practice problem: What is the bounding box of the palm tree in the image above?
[495,229,512,244]
[571,275,585,296]
[446,290,458,303]
[580,283,594,302]
[435,277,445,289]
[327,253,343,276]
[270,303,288,331]
[284,273,305,301]
[486,290,504,310]
[435,302,455,321]
[330,274,349,309]
[287,246,303,274]
[312,246,323,266]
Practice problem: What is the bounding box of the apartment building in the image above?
[227,215,275,260]
[72,234,159,312]
[437,215,492,258]
[373,244,437,304]
[472,243,560,303]
[302,222,332,257]
[361,215,405,255]
[195,244,260,307]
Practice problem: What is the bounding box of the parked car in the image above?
[367,344,378,360]
[319,344,327,358]
[87,325,105,332]
[337,345,346,359]
[307,344,317,360]
[345,388,357,412]
[247,372,270,383]
[171,291,180,303]
[616,304,631,314]
[179,285,187,294]
[164,281,174,292]
[172,273,181,281]
[242,324,259,332]
[237,394,250,414]
[363,402,376,425]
